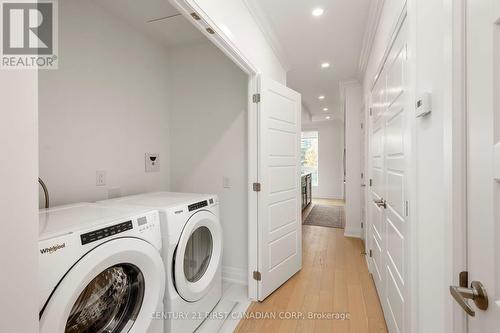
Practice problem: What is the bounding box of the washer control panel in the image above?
[80,220,133,245]
[188,200,208,212]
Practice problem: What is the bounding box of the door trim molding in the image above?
[446,0,468,331]
[169,0,260,300]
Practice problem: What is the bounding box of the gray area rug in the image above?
[303,204,345,229]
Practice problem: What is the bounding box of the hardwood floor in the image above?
[235,199,387,333]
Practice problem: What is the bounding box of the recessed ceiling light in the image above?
[325,116,331,120]
[312,8,324,17]
[318,95,325,100]
[321,62,330,68]
[323,107,329,111]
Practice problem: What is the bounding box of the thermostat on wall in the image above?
[416,92,432,117]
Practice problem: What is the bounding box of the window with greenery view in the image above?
[301,131,319,186]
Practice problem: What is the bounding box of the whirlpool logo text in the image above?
[40,243,65,254]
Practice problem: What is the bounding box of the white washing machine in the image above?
[99,192,222,333]
[39,203,165,333]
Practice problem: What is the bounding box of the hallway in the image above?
[236,200,387,332]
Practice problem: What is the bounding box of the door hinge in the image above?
[253,182,261,192]
[369,179,373,187]
[361,172,364,179]
[361,222,364,229]
[369,249,373,257]
[369,108,373,116]
[253,93,261,103]
[190,12,201,20]
[253,271,261,281]
[361,123,364,129]
[405,200,409,217]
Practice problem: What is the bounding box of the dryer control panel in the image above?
[80,220,133,245]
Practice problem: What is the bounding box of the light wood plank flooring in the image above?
[235,199,387,333]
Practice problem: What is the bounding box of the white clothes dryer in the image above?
[39,203,165,333]
[99,192,222,333]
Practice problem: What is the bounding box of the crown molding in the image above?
[242,0,291,72]
[358,0,385,78]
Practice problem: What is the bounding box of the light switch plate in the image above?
[145,153,160,172]
[494,143,500,181]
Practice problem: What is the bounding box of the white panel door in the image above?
[370,73,386,300]
[257,76,302,301]
[369,19,409,333]
[455,0,500,330]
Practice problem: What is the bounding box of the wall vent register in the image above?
[188,200,208,212]
[80,221,133,245]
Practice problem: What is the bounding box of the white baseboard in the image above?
[344,228,363,239]
[222,266,247,286]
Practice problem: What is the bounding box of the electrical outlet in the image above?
[96,170,106,186]
[145,153,160,172]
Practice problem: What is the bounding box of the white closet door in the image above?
[370,72,386,300]
[369,19,409,333]
[257,76,302,301]
[383,22,408,333]
[456,0,500,330]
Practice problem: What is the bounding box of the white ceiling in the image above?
[247,0,372,120]
[93,0,204,47]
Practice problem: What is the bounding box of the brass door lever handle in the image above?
[450,281,489,317]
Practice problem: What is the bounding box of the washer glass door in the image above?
[174,210,222,302]
[40,238,165,333]
[65,264,144,333]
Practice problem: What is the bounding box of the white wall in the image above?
[38,0,249,284]
[0,71,39,333]
[301,105,312,124]
[302,121,344,200]
[189,0,286,83]
[39,0,171,206]
[343,82,363,238]
[168,40,248,284]
[363,0,457,331]
[411,0,455,331]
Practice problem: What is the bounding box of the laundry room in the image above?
[38,0,250,312]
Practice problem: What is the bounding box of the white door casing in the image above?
[368,18,410,333]
[462,0,500,330]
[257,76,302,301]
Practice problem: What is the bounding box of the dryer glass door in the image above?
[174,210,222,302]
[184,226,213,283]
